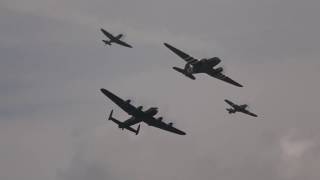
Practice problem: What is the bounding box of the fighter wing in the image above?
[145,118,186,135]
[164,43,198,63]
[114,39,133,48]
[224,99,237,108]
[101,88,142,116]
[210,72,243,87]
[100,28,115,40]
[241,109,258,117]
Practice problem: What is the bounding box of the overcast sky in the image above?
[1,0,320,180]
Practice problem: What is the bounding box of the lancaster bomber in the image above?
[100,28,132,48]
[164,43,243,87]
[100,88,186,135]
[224,99,258,117]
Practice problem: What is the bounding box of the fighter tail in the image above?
[226,108,235,114]
[102,40,111,46]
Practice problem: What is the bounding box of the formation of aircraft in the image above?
[99,28,258,135]
[100,28,132,48]
[163,43,243,87]
[101,88,186,135]
[224,99,258,117]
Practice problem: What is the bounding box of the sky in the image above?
[1,0,320,180]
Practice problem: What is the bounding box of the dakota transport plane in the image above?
[100,88,186,135]
[224,99,258,117]
[100,28,132,48]
[164,43,243,87]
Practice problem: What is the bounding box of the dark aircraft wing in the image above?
[100,28,115,40]
[241,109,258,117]
[164,43,198,63]
[101,88,142,116]
[114,39,132,48]
[145,118,186,135]
[122,117,143,127]
[224,99,237,108]
[209,72,243,87]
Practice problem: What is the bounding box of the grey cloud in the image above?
[1,1,320,180]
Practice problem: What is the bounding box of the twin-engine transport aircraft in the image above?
[224,99,258,117]
[164,43,243,87]
[100,88,186,135]
[100,28,132,48]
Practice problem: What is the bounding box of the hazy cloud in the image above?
[1,0,320,180]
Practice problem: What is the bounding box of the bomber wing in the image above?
[114,39,132,48]
[100,28,115,40]
[224,99,237,108]
[144,118,186,135]
[164,43,198,64]
[101,88,142,116]
[241,109,258,117]
[209,72,243,87]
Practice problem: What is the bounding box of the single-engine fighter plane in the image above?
[100,88,186,135]
[164,43,243,87]
[224,99,258,117]
[100,28,132,48]
[108,110,141,135]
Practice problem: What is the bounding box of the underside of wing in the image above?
[164,43,198,63]
[242,110,258,117]
[209,72,243,87]
[100,88,141,116]
[115,40,132,48]
[224,99,236,107]
[100,28,114,40]
[122,118,143,127]
[146,118,186,135]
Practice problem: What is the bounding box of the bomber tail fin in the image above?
[108,110,114,120]
[136,124,141,135]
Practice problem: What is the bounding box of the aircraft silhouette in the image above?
[100,28,132,48]
[101,88,186,135]
[164,43,243,87]
[225,99,258,117]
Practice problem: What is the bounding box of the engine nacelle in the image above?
[157,117,163,121]
[168,122,173,126]
[215,67,223,73]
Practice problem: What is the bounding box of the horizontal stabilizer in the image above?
[226,108,235,114]
[102,40,111,45]
[173,67,196,80]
